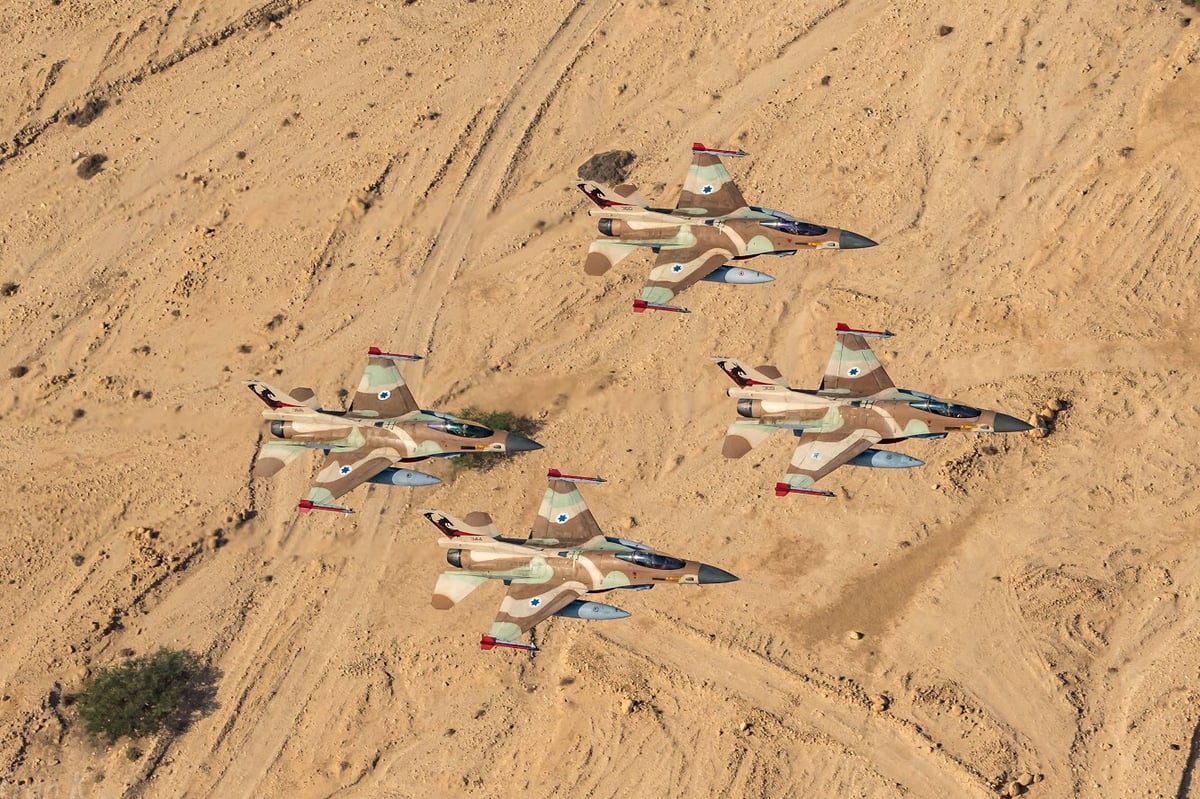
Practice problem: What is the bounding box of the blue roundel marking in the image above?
[530,597,542,607]
[378,389,391,400]
[848,367,861,377]
[671,263,683,273]
[339,465,352,475]
[701,185,714,194]
[555,513,569,524]
[811,452,821,460]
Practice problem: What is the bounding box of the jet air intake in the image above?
[270,419,286,438]
[446,549,463,568]
[597,218,615,236]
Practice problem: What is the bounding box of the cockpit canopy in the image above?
[615,551,687,570]
[762,219,829,237]
[908,399,979,419]
[428,420,494,438]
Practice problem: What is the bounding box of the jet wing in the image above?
[487,580,588,643]
[779,430,882,496]
[819,324,896,397]
[675,144,749,217]
[252,440,305,478]
[528,475,605,545]
[303,448,398,509]
[347,348,421,419]
[638,247,732,309]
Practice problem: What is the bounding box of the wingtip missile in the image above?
[633,298,690,314]
[298,499,356,514]
[480,635,538,652]
[774,482,835,498]
[367,346,423,361]
[834,322,894,338]
[691,142,748,157]
[546,469,606,485]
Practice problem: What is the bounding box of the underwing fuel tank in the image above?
[846,449,924,469]
[366,467,441,487]
[700,265,774,284]
[554,600,631,620]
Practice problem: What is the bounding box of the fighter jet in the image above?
[713,323,1034,497]
[247,347,542,514]
[420,469,738,652]
[577,142,877,313]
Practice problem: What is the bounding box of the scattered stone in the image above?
[1045,398,1067,413]
[238,344,252,354]
[847,630,864,641]
[71,554,85,567]
[1002,780,1026,797]
[619,697,635,715]
[739,721,752,733]
[820,75,832,86]
[951,703,964,716]
[1017,773,1035,787]
[72,408,85,419]
[76,153,108,180]
[577,150,637,185]
[9,365,28,378]
[938,24,954,36]
[118,648,134,658]
[870,694,890,712]
[0,282,17,297]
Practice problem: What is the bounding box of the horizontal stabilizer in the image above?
[298,499,355,514]
[289,387,321,410]
[692,142,748,158]
[366,346,423,361]
[633,298,689,314]
[480,635,538,652]
[576,181,648,209]
[774,483,835,498]
[546,469,605,485]
[711,357,788,388]
[835,322,894,339]
[431,572,487,609]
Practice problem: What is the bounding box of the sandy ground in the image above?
[1,0,1199,796]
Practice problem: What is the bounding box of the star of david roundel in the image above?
[378,389,391,400]
[555,513,569,524]
[701,185,714,194]
[671,264,683,273]
[530,597,541,607]
[339,465,352,475]
[848,367,861,377]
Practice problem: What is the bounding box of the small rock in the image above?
[847,630,864,641]
[951,703,964,716]
[870,694,890,712]
[9,365,28,378]
[1017,772,1035,787]
[739,721,752,733]
[1045,398,1066,412]
[619,698,635,715]
[1030,426,1049,439]
[938,24,954,36]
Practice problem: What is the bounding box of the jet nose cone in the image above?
[505,433,543,453]
[697,564,739,584]
[838,230,878,249]
[993,413,1035,433]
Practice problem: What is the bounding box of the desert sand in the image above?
[1,0,1199,796]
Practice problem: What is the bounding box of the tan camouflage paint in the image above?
[714,324,1032,496]
[420,472,737,650]
[577,143,876,309]
[247,349,541,511]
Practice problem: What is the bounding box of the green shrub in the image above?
[74,648,215,741]
[453,407,541,472]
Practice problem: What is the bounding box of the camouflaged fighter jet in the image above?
[713,323,1034,497]
[247,347,542,514]
[420,469,738,652]
[576,142,877,313]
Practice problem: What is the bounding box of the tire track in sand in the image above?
[407,0,616,354]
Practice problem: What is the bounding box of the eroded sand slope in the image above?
[1,0,1198,796]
